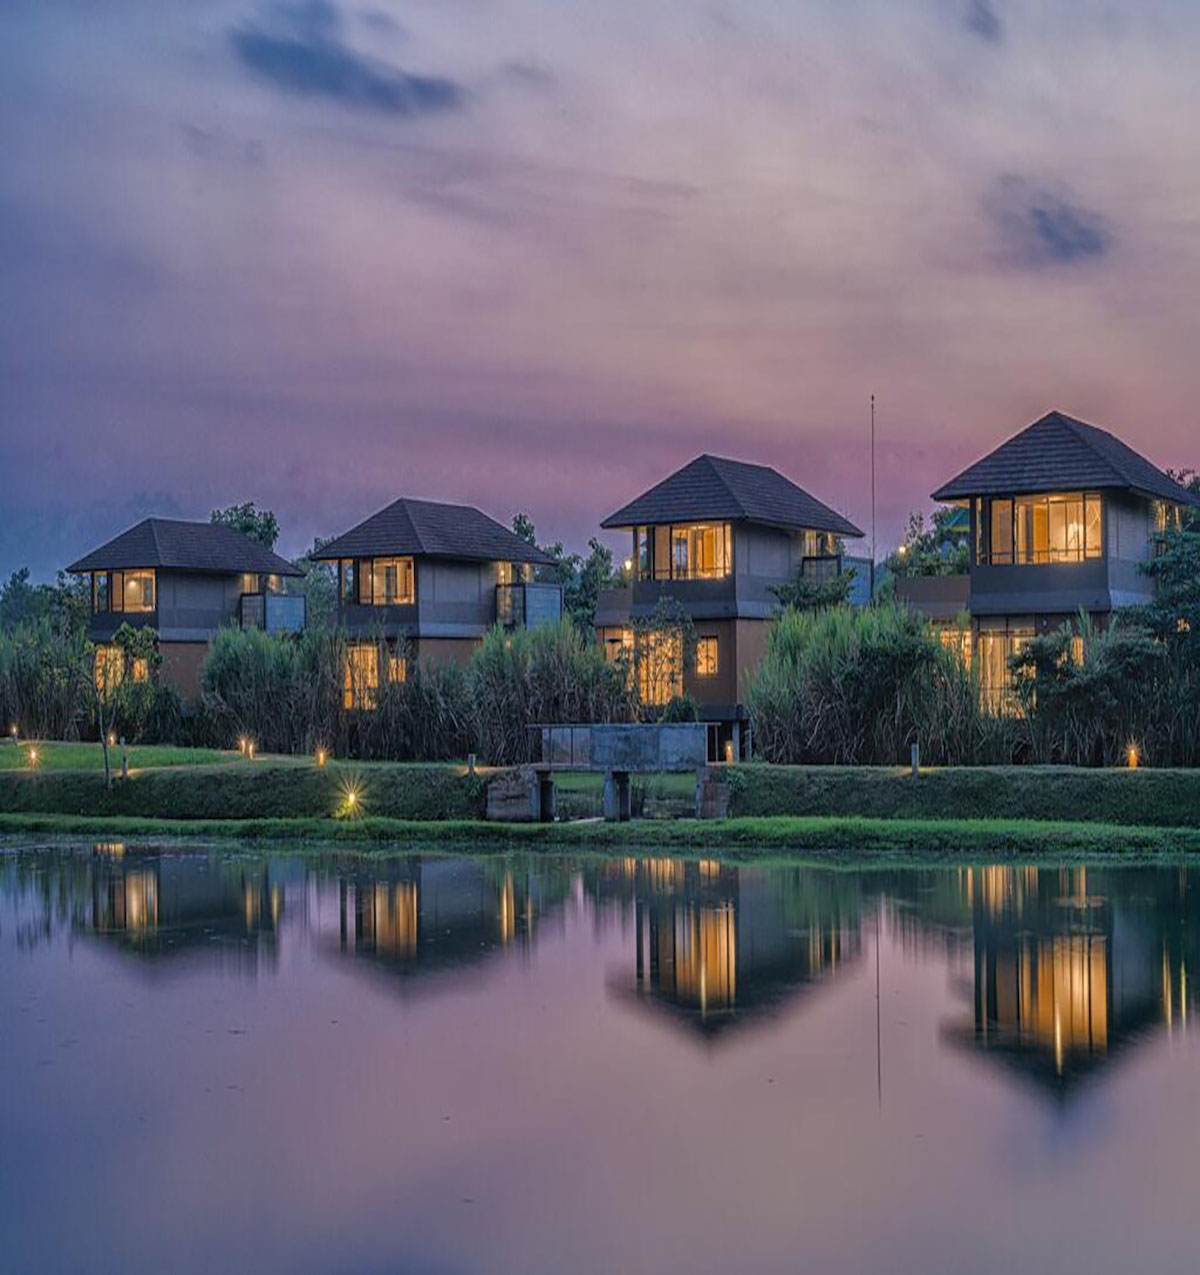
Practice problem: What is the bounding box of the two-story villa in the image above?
[68,518,304,700]
[927,410,1200,709]
[595,453,863,755]
[312,497,561,707]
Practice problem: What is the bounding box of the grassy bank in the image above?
[0,740,234,772]
[726,763,1200,828]
[0,760,487,821]
[3,811,1199,858]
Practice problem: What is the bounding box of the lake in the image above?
[2,841,1198,1274]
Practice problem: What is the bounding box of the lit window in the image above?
[118,570,155,613]
[344,644,379,710]
[636,630,683,705]
[985,494,1101,564]
[388,654,407,684]
[938,625,973,666]
[696,636,719,677]
[650,524,731,580]
[370,557,415,605]
[94,645,124,693]
[977,628,1032,715]
[241,573,260,595]
[131,657,149,683]
[92,573,110,613]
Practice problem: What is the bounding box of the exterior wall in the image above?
[686,618,737,711]
[733,618,771,705]
[413,636,480,668]
[158,641,209,703]
[1106,491,1157,609]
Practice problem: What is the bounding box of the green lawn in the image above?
[2,811,1198,859]
[0,740,239,772]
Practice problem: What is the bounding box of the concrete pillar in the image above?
[538,773,557,823]
[603,769,632,821]
[731,720,742,762]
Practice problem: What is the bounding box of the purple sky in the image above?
[3,1,1199,577]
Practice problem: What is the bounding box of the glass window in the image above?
[636,630,683,706]
[118,570,155,613]
[94,645,124,694]
[978,627,1031,715]
[339,560,357,604]
[990,501,1013,564]
[388,654,406,685]
[654,524,732,580]
[93,572,110,613]
[370,557,414,606]
[241,573,260,595]
[635,528,650,580]
[344,644,379,710]
[654,527,671,581]
[696,636,719,677]
[1085,495,1103,558]
[131,657,149,683]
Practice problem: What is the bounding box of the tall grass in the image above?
[0,619,91,739]
[747,604,1001,765]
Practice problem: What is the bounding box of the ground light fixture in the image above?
[1127,743,1140,770]
[27,746,39,770]
[316,748,327,768]
[336,777,364,819]
[247,741,256,760]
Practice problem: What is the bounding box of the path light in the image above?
[107,733,116,748]
[247,741,256,760]
[9,724,17,740]
[1127,743,1140,770]
[28,746,39,770]
[336,777,363,819]
[238,736,247,755]
[316,748,327,768]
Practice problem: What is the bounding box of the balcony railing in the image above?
[800,555,842,584]
[240,593,306,634]
[497,582,563,630]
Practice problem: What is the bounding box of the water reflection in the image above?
[588,857,863,1037]
[1,847,1196,1085]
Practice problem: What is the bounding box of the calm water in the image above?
[2,843,1198,1275]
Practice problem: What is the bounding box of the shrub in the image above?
[747,603,996,765]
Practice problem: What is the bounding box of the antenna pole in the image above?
[870,394,877,600]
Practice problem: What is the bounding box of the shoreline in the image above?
[4,811,1200,861]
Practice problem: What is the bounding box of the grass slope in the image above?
[3,812,1199,858]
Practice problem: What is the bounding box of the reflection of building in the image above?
[591,858,863,1038]
[937,866,1197,1096]
[330,858,571,984]
[87,847,282,965]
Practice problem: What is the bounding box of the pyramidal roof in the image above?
[68,518,301,576]
[600,454,863,538]
[313,497,555,565]
[932,411,1200,506]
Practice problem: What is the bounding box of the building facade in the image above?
[914,410,1200,710]
[595,453,863,756]
[68,518,304,702]
[313,496,561,708]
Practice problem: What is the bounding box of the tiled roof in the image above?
[600,454,863,537]
[68,518,301,575]
[312,497,555,565]
[933,411,1200,506]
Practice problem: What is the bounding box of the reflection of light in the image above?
[500,873,515,945]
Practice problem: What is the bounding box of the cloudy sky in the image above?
[3,0,1199,575]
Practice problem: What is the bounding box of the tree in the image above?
[771,566,855,611]
[885,508,970,578]
[292,535,338,628]
[509,514,619,630]
[0,568,88,635]
[211,502,280,550]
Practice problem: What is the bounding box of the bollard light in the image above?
[316,748,327,768]
[1127,743,1139,770]
[247,741,256,760]
[28,746,39,770]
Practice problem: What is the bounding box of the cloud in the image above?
[229,2,464,117]
[964,0,1003,44]
[984,175,1113,268]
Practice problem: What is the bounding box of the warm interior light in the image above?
[1127,744,1140,770]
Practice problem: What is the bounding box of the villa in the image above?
[595,453,863,757]
[911,410,1200,709]
[68,517,304,701]
[312,497,561,707]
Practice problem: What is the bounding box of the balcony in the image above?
[497,582,563,630]
[240,593,306,634]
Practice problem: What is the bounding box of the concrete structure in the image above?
[596,454,863,757]
[68,518,303,702]
[314,497,561,707]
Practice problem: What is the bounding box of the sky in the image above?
[3,0,1200,577]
